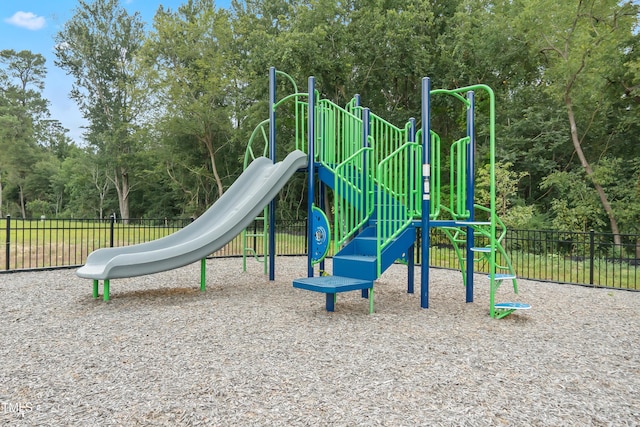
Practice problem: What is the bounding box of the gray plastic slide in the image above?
[77,150,307,280]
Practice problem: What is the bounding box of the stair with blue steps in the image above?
[333,224,416,281]
[294,161,417,312]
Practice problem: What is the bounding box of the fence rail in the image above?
[1,215,638,290]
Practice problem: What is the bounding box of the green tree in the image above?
[54,0,147,220]
[145,0,239,204]
[515,0,639,243]
[59,148,114,218]
[0,49,50,218]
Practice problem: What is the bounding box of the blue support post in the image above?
[319,180,326,275]
[268,67,277,281]
[325,293,335,312]
[420,77,431,309]
[359,105,371,299]
[307,76,316,278]
[465,91,476,303]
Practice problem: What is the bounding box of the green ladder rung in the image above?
[471,247,491,253]
[456,221,491,226]
[489,273,516,280]
[495,302,530,310]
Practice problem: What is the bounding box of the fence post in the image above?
[416,227,422,265]
[304,219,308,255]
[589,229,595,285]
[5,215,10,271]
[110,214,115,248]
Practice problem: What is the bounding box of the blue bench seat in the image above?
[293,276,374,313]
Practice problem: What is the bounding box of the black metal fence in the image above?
[1,215,638,290]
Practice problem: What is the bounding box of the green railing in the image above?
[347,108,418,273]
[274,70,309,153]
[346,104,411,172]
[450,136,471,219]
[313,98,373,252]
[273,92,309,153]
[316,99,363,166]
[376,142,421,275]
[243,119,270,167]
[369,112,410,173]
[333,147,374,251]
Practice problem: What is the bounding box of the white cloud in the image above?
[5,11,46,30]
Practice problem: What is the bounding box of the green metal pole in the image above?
[93,280,98,299]
[200,258,206,291]
[103,279,110,302]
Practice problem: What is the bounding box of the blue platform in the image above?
[293,276,374,313]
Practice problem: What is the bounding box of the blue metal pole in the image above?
[307,76,316,278]
[421,78,431,309]
[269,67,277,281]
[465,91,475,303]
[319,180,326,275]
[361,106,371,298]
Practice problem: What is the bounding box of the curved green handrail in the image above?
[243,119,270,168]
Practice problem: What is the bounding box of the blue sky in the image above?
[0,0,231,143]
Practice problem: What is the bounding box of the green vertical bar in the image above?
[369,288,374,314]
[93,280,98,299]
[200,258,206,291]
[103,279,110,302]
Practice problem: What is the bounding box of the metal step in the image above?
[293,275,374,313]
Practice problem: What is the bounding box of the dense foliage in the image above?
[0,0,638,238]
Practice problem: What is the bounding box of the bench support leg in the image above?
[103,279,110,302]
[325,293,335,312]
[93,280,99,299]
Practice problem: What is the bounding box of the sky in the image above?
[0,0,231,143]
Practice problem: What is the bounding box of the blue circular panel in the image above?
[311,207,330,264]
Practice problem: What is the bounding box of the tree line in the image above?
[0,0,638,240]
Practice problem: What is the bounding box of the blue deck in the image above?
[293,276,374,313]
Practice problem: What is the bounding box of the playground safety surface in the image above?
[1,257,638,425]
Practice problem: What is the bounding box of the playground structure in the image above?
[77,67,529,319]
[245,68,529,318]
